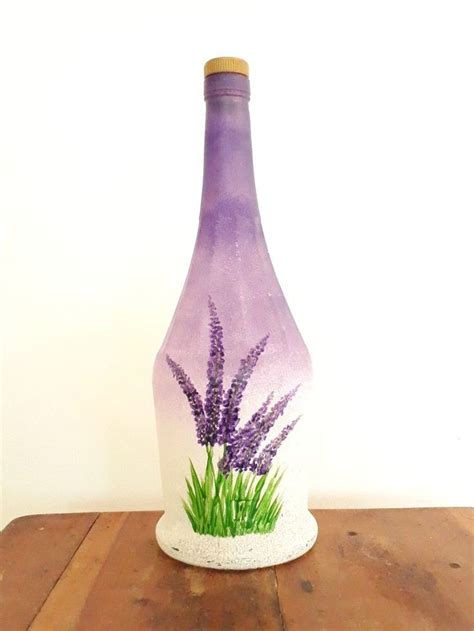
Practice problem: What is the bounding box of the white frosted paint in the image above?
[156,510,318,570]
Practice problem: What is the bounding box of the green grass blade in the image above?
[232,471,243,500]
[252,468,284,527]
[189,459,205,530]
[183,456,286,536]
[246,474,267,527]
[190,459,204,498]
[182,499,197,532]
[185,477,197,506]
[204,448,215,531]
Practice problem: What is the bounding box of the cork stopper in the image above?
[204,57,249,78]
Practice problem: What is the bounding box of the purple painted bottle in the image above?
[153,57,317,569]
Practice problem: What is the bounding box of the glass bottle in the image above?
[153,57,317,569]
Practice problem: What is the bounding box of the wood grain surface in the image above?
[0,512,99,630]
[275,508,473,631]
[1,509,472,630]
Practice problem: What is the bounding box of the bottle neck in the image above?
[198,73,262,245]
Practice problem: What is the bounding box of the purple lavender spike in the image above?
[166,355,208,445]
[217,392,274,474]
[233,385,300,470]
[216,334,269,445]
[204,297,225,446]
[237,391,275,438]
[257,385,300,439]
[217,448,233,475]
[251,416,301,475]
[223,392,275,472]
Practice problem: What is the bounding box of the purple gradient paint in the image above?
[153,59,317,569]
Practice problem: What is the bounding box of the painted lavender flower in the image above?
[166,298,300,536]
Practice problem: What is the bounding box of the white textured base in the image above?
[156,510,318,570]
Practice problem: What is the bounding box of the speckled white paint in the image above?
[156,509,317,570]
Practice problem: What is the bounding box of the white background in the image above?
[1,0,473,527]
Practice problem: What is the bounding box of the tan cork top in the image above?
[204,57,249,77]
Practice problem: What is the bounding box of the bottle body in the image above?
[153,63,317,569]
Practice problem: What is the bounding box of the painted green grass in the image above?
[182,446,284,537]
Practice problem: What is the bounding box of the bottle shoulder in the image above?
[153,206,312,384]
[153,277,311,387]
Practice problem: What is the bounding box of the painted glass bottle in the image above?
[153,57,317,569]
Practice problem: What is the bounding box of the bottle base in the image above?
[156,510,318,570]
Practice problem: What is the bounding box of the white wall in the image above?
[1,0,473,527]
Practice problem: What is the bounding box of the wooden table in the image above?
[1,509,472,630]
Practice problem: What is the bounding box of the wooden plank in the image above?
[0,512,98,631]
[30,512,129,631]
[73,511,283,630]
[276,508,474,631]
[3,508,472,630]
